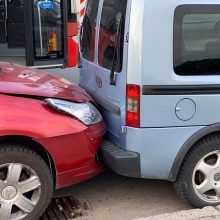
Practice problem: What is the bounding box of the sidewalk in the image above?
[134,206,220,220]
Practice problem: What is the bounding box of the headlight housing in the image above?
[46,98,103,125]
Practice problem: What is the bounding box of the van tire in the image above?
[175,135,220,208]
[0,143,53,220]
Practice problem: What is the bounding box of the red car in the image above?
[0,62,106,220]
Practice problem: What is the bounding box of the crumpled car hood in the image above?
[0,62,93,103]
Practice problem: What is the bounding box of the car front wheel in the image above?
[175,135,220,207]
[0,144,53,220]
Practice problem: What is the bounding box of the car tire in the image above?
[0,143,53,220]
[175,135,220,208]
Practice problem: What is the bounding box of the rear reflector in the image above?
[126,84,140,128]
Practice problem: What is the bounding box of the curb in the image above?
[134,206,220,220]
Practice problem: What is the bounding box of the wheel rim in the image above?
[0,163,41,220]
[192,150,220,203]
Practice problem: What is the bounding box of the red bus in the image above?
[0,0,83,70]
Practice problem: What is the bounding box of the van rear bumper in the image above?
[101,140,141,178]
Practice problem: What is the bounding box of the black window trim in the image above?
[142,84,220,95]
[173,4,220,76]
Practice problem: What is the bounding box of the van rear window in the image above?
[174,5,220,75]
[98,0,127,72]
[81,0,100,62]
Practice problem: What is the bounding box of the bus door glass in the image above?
[33,0,64,64]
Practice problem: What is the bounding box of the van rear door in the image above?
[95,0,129,146]
[80,0,129,146]
[80,0,130,146]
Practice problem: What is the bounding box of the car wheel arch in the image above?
[169,123,220,182]
[0,135,57,187]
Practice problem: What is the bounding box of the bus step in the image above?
[40,196,89,220]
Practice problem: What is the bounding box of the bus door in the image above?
[24,0,65,67]
[24,0,78,68]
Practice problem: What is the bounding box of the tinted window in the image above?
[98,0,127,72]
[174,5,220,75]
[81,0,100,61]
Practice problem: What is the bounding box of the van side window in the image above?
[81,0,100,62]
[98,0,127,72]
[174,5,220,75]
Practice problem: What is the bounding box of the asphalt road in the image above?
[55,170,189,220]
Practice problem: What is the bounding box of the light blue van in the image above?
[79,0,220,208]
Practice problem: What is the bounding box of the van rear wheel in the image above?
[175,135,220,208]
[0,144,53,220]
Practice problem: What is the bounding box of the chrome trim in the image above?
[30,64,64,69]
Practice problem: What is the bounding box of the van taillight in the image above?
[126,84,140,128]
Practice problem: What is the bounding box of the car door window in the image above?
[98,0,127,72]
[81,0,100,62]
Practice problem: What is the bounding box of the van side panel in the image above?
[140,95,220,127]
[123,0,220,180]
[126,126,203,179]
[127,0,145,85]
[131,0,220,128]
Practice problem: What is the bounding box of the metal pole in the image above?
[4,0,7,38]
[37,3,43,56]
